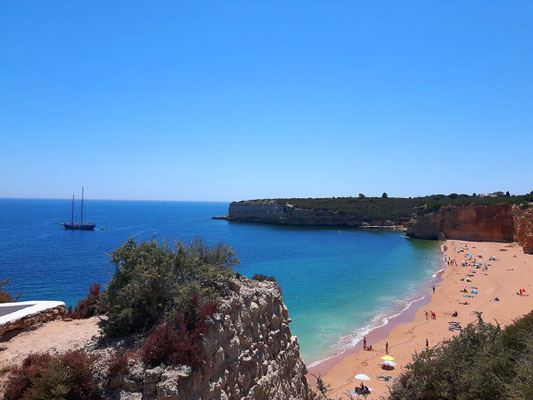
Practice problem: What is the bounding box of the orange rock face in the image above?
[514,207,533,254]
[407,204,516,242]
[408,203,533,253]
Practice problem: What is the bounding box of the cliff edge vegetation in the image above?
[220,192,532,230]
[258,192,532,222]
[2,237,310,400]
[389,311,533,400]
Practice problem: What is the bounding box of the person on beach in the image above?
[363,336,367,350]
[386,342,389,354]
[426,338,429,350]
[425,310,428,320]
[432,286,435,294]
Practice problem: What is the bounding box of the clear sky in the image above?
[1,1,531,201]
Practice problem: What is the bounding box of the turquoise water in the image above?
[0,199,442,364]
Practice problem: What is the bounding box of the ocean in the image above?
[0,199,443,364]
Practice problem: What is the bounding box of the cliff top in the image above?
[234,193,533,222]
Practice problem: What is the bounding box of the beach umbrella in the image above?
[381,355,395,361]
[354,374,371,381]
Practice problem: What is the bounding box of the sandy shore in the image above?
[312,240,533,399]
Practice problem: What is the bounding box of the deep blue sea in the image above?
[0,199,443,364]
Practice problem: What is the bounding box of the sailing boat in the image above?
[59,187,96,230]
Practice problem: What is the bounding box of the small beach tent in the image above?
[381,360,397,366]
[354,374,371,381]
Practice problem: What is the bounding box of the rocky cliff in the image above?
[220,200,404,228]
[407,204,533,253]
[109,276,310,400]
[514,207,533,254]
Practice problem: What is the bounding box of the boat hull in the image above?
[60,223,96,230]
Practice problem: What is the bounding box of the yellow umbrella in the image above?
[381,355,395,361]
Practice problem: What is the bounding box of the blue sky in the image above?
[1,1,531,201]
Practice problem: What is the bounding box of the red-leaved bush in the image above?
[142,293,217,369]
[107,349,131,377]
[69,283,102,319]
[4,350,101,400]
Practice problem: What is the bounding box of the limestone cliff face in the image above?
[110,276,309,400]
[514,207,533,254]
[406,204,516,242]
[225,200,401,228]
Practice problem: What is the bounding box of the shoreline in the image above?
[213,216,407,231]
[311,239,533,398]
[307,244,446,379]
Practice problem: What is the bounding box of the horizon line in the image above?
[0,197,232,203]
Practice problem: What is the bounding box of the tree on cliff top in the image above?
[382,192,388,198]
[99,237,238,337]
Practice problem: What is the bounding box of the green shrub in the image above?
[388,311,533,400]
[251,273,277,283]
[99,237,238,337]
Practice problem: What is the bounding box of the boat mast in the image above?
[71,194,75,224]
[81,186,84,225]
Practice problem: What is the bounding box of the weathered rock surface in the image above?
[514,206,533,254]
[220,200,405,229]
[112,277,309,400]
[407,204,533,253]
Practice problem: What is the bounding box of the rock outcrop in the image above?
[514,207,533,254]
[110,277,309,400]
[218,200,405,229]
[407,204,533,253]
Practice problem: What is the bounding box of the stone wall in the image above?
[110,277,310,400]
[0,302,66,338]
